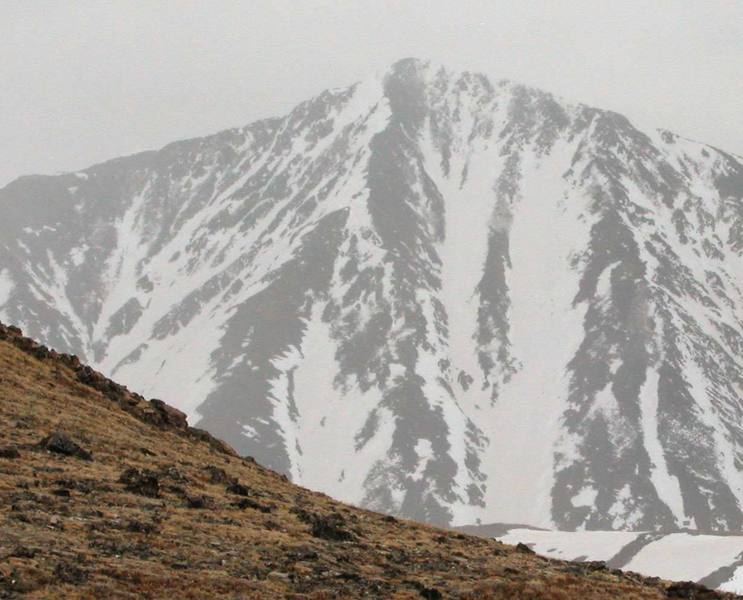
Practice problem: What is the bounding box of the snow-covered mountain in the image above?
[1,58,742,530]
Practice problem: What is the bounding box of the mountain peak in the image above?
[0,60,741,535]
[387,55,430,73]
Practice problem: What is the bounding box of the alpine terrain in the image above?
[1,58,742,533]
[3,321,724,599]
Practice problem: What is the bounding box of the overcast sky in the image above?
[2,0,742,188]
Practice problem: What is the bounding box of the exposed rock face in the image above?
[148,399,188,430]
[1,58,742,530]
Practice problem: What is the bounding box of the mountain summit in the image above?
[1,58,742,530]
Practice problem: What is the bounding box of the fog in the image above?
[2,0,742,187]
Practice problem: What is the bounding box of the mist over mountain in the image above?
[1,58,742,532]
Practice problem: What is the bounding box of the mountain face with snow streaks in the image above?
[1,58,742,530]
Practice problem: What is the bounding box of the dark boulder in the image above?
[0,446,20,459]
[418,586,443,600]
[53,562,87,585]
[232,497,273,513]
[582,560,608,571]
[309,513,354,542]
[226,481,252,497]
[147,399,188,429]
[119,467,160,497]
[189,427,237,455]
[666,580,721,599]
[38,432,92,461]
[204,465,235,485]
[186,494,215,509]
[406,580,443,600]
[126,519,159,534]
[515,542,535,554]
[159,465,190,483]
[11,546,37,559]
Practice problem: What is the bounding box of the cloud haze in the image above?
[2,0,742,187]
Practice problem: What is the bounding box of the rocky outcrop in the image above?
[37,432,92,461]
[0,322,235,458]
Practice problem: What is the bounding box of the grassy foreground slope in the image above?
[0,322,734,599]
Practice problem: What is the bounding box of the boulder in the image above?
[148,399,188,429]
[38,432,92,461]
[119,467,160,497]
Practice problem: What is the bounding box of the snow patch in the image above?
[639,368,686,523]
[626,533,743,584]
[498,528,639,562]
[0,269,14,309]
[571,486,598,508]
[484,139,593,528]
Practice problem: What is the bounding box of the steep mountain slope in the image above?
[1,322,724,599]
[1,58,742,530]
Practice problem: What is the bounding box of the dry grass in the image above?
[0,325,735,599]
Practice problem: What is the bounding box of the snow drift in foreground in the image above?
[491,526,743,594]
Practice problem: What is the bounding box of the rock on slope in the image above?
[0,322,725,599]
[1,58,742,530]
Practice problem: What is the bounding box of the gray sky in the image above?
[2,0,742,188]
